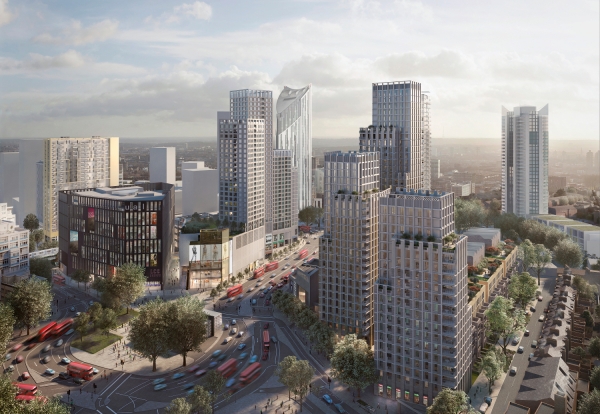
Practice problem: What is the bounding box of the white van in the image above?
[478,402,489,413]
[224,336,232,344]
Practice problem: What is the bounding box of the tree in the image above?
[295,307,318,330]
[554,189,566,197]
[203,370,226,413]
[276,356,299,400]
[73,312,90,344]
[167,295,208,366]
[330,334,378,397]
[314,207,324,228]
[544,227,568,250]
[31,229,44,244]
[23,213,40,231]
[493,213,524,238]
[0,374,20,414]
[484,296,526,355]
[587,336,600,359]
[129,299,170,372]
[590,366,600,391]
[1,373,70,414]
[187,385,212,414]
[288,359,315,412]
[0,304,15,352]
[426,388,469,414]
[481,349,504,393]
[94,262,146,313]
[71,268,91,289]
[165,397,192,414]
[518,240,535,273]
[577,389,600,414]
[573,276,598,301]
[307,322,337,356]
[508,272,537,310]
[529,244,553,285]
[554,238,583,269]
[88,302,104,325]
[454,198,486,232]
[7,278,53,336]
[244,267,250,278]
[95,308,118,336]
[29,257,53,281]
[209,288,218,300]
[582,310,594,328]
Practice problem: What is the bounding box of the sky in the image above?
[0,0,598,140]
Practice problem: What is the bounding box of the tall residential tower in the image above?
[501,106,549,217]
[276,85,313,210]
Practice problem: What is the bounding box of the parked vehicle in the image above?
[323,394,333,404]
[510,366,517,375]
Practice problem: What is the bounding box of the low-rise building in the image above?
[467,242,485,266]
[291,261,319,312]
[0,203,29,280]
[463,227,501,249]
[533,214,600,258]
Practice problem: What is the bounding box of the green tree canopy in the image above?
[287,359,315,412]
[94,262,146,313]
[0,304,15,351]
[577,389,600,414]
[7,278,53,335]
[484,296,526,355]
[23,214,39,231]
[587,336,600,359]
[508,272,538,310]
[165,397,192,414]
[29,258,53,281]
[481,349,505,393]
[529,244,553,285]
[187,385,212,414]
[129,299,170,372]
[95,307,118,336]
[554,238,583,268]
[590,366,600,391]
[454,198,486,232]
[203,370,226,413]
[426,388,470,414]
[330,334,378,397]
[167,295,208,366]
[73,312,91,344]
[71,268,91,289]
[573,276,598,301]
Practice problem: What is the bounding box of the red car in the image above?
[16,355,24,363]
[26,343,36,350]
[21,372,30,380]
[265,300,270,306]
[195,369,207,377]
[11,344,23,352]
[263,323,269,329]
[262,352,269,360]
[187,364,200,373]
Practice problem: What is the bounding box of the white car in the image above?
[237,331,244,337]
[237,295,243,300]
[538,315,545,322]
[510,366,517,375]
[231,319,237,325]
[248,287,254,292]
[223,336,232,344]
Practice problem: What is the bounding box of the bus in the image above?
[281,272,291,284]
[217,358,237,379]
[299,225,311,234]
[298,249,308,260]
[37,322,58,342]
[265,261,279,272]
[263,330,270,353]
[227,284,243,298]
[253,266,265,279]
[67,362,94,380]
[51,319,74,336]
[239,362,262,385]
[13,383,38,396]
[16,395,47,403]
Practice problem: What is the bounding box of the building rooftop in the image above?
[534,215,600,231]
[467,242,486,257]
[505,402,530,414]
[464,227,502,238]
[534,403,555,414]
[516,357,575,413]
[69,185,169,201]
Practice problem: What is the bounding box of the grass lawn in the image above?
[116,308,139,325]
[75,332,122,354]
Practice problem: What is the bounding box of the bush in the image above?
[558,197,569,206]
[485,246,500,255]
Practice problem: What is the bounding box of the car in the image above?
[6,365,14,373]
[270,273,276,278]
[285,257,290,260]
[524,329,530,336]
[277,283,284,288]
[510,366,517,375]
[238,353,248,360]
[55,339,63,347]
[267,286,273,291]
[271,336,278,343]
[291,265,296,269]
[224,324,230,330]
[4,353,11,361]
[231,328,238,335]
[479,402,489,413]
[251,299,257,305]
[237,331,244,338]
[21,372,30,380]
[187,389,195,396]
[313,251,317,255]
[11,344,23,352]
[517,346,524,353]
[195,369,207,377]
[269,280,276,286]
[65,329,74,336]
[16,355,24,363]
[265,300,270,306]
[530,306,536,312]
[61,357,71,364]
[172,373,185,380]
[511,336,520,345]
[92,368,99,375]
[45,368,55,375]
[334,403,347,413]
[226,378,236,388]
[153,378,166,385]
[227,297,234,303]
[75,312,81,317]
[544,308,550,313]
[231,319,237,325]
[59,372,70,380]
[538,315,545,322]
[188,364,200,373]
[259,293,265,298]
[238,343,247,351]
[255,282,261,287]
[42,345,51,353]
[249,355,258,363]
[69,306,75,312]
[26,343,36,350]
[248,287,254,292]
[264,323,269,329]
[223,337,232,344]
[262,352,269,360]
[218,354,227,361]
[532,341,538,348]
[323,394,333,404]
[257,278,263,283]
[237,295,243,300]
[284,264,289,269]
[212,350,222,358]
[183,382,195,390]
[306,241,311,244]
[154,384,167,391]
[89,301,94,306]
[73,377,84,385]
[538,295,543,301]
[484,397,492,405]
[42,356,51,363]
[208,361,218,368]
[529,353,534,360]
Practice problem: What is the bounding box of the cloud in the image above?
[146,2,212,24]
[0,0,15,26]
[33,19,118,45]
[0,50,85,72]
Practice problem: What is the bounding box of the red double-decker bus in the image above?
[67,362,94,380]
[217,358,237,379]
[298,249,308,259]
[281,272,291,284]
[253,266,265,279]
[240,362,262,385]
[265,261,279,272]
[37,322,58,342]
[51,319,74,336]
[263,330,270,353]
[299,225,311,234]
[227,284,243,298]
[13,383,38,396]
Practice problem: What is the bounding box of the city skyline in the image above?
[0,1,597,141]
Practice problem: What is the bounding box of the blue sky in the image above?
[0,0,598,140]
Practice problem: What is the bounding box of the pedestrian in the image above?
[116,362,118,368]
[377,403,380,408]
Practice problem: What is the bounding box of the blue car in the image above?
[154,384,167,391]
[238,352,248,360]
[212,350,222,358]
[249,355,258,363]
[226,378,236,388]
[237,343,246,350]
[183,383,195,390]
[152,378,165,385]
[172,372,185,380]
[208,361,218,368]
[323,394,333,404]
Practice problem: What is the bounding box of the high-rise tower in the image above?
[360,81,430,191]
[501,105,549,216]
[276,85,313,210]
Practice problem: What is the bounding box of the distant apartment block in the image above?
[375,189,472,405]
[319,151,386,345]
[501,106,549,217]
[533,214,600,258]
[149,147,176,185]
[0,203,29,278]
[181,161,218,215]
[0,152,19,206]
[271,149,298,249]
[43,137,120,241]
[17,139,44,225]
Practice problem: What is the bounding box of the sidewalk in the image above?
[468,371,506,413]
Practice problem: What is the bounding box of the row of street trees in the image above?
[129,295,208,370]
[165,370,226,414]
[276,356,315,412]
